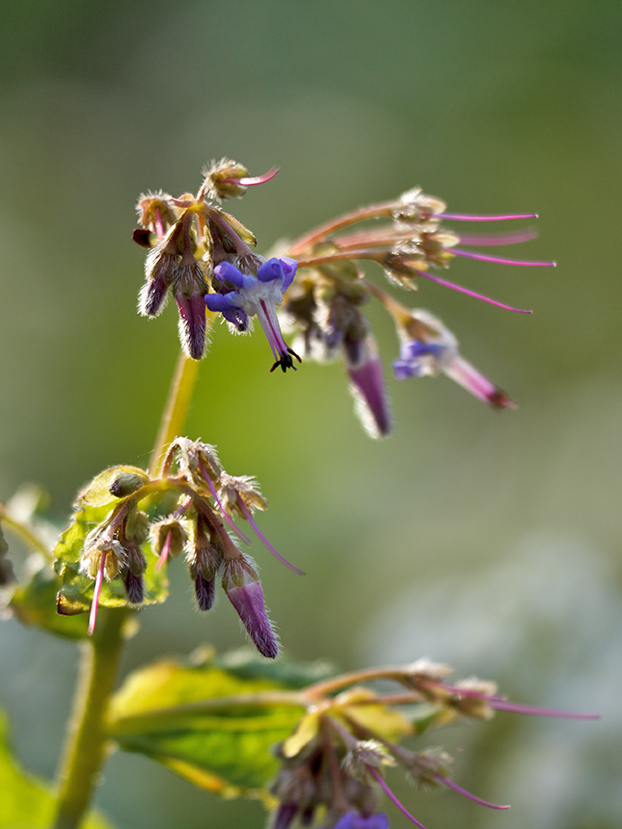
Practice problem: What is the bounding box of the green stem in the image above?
[51,349,202,828]
[51,609,128,829]
[149,352,200,477]
[0,506,52,560]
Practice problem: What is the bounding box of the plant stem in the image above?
[149,352,200,477]
[51,349,201,828]
[52,608,128,829]
[0,505,52,559]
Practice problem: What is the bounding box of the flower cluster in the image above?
[58,438,302,657]
[269,659,598,829]
[134,159,296,368]
[281,187,554,436]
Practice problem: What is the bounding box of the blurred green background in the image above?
[0,1,621,827]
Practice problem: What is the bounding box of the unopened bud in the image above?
[108,472,146,499]
[344,334,392,439]
[175,289,207,360]
[223,560,279,659]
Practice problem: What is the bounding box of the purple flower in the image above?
[205,258,301,372]
[392,308,515,410]
[333,813,390,829]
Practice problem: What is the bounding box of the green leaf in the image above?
[54,504,168,617]
[79,466,149,508]
[8,561,88,639]
[108,651,306,798]
[0,709,114,829]
[212,647,337,689]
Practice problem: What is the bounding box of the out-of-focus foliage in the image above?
[0,709,113,829]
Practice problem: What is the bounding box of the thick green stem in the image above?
[149,352,200,477]
[51,349,201,828]
[52,609,128,829]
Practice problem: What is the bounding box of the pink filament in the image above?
[453,248,556,267]
[199,461,251,545]
[434,775,510,810]
[414,270,532,313]
[221,167,280,186]
[435,682,600,719]
[443,212,538,221]
[457,229,538,246]
[88,551,106,636]
[238,498,305,575]
[368,767,429,829]
[156,529,173,570]
[489,700,601,719]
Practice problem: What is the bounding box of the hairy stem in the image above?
[51,609,128,829]
[149,352,200,477]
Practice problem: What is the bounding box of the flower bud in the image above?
[186,514,222,611]
[222,558,279,659]
[344,333,392,439]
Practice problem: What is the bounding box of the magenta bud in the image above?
[226,579,279,659]
[346,340,392,438]
[124,569,144,604]
[175,291,207,360]
[139,272,170,318]
[195,572,216,611]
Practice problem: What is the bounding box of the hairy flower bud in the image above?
[222,556,279,658]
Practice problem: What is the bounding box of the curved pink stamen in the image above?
[156,529,173,570]
[238,498,305,575]
[434,774,510,810]
[434,682,600,719]
[368,767,428,829]
[198,461,251,544]
[443,212,538,221]
[222,167,280,187]
[488,700,601,719]
[457,229,538,246]
[88,550,106,636]
[453,248,556,267]
[414,270,532,313]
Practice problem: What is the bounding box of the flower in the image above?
[333,813,390,829]
[391,307,515,409]
[206,257,301,372]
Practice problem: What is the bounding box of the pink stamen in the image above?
[488,700,601,719]
[198,461,251,544]
[434,774,510,810]
[221,167,280,187]
[457,229,538,246]
[434,682,600,719]
[154,208,165,242]
[414,270,532,313]
[156,529,173,570]
[238,497,305,575]
[453,248,556,267]
[368,767,429,829]
[88,551,106,636]
[443,212,538,222]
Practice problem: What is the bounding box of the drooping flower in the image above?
[391,307,515,409]
[206,257,301,372]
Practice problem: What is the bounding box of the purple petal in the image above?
[257,257,285,283]
[214,261,245,287]
[204,291,240,312]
